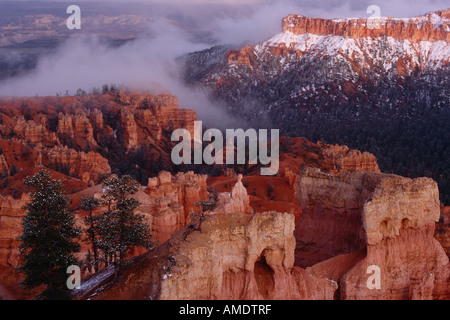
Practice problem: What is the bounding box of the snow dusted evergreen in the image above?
[81,196,102,273]
[95,175,155,273]
[18,172,156,298]
[18,169,81,299]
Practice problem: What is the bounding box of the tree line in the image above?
[17,169,218,299]
[17,170,155,299]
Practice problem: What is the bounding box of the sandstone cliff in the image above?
[436,206,450,258]
[282,10,450,42]
[279,137,380,190]
[213,174,253,215]
[0,193,33,299]
[225,10,449,76]
[0,91,199,196]
[12,116,57,147]
[57,112,98,151]
[89,212,337,300]
[144,171,208,243]
[46,146,111,184]
[0,90,448,300]
[320,143,380,173]
[297,169,450,299]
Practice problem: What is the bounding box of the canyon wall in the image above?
[225,10,449,76]
[0,194,33,299]
[0,91,448,300]
[282,10,450,42]
[436,206,450,258]
[0,169,209,299]
[0,92,198,190]
[144,171,208,243]
[320,144,380,174]
[46,146,111,184]
[297,169,450,299]
[295,169,373,267]
[91,212,337,300]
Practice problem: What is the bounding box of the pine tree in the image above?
[96,175,155,274]
[190,187,218,233]
[81,196,102,273]
[18,170,81,299]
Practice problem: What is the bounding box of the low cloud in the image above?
[0,0,447,128]
[0,18,244,128]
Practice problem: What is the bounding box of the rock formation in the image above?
[279,137,380,190]
[0,154,9,176]
[57,113,98,150]
[0,91,200,198]
[133,109,162,141]
[89,212,337,300]
[120,109,139,148]
[0,91,448,300]
[282,10,450,42]
[224,10,449,76]
[145,171,208,243]
[116,93,198,138]
[226,46,256,67]
[0,193,32,299]
[46,146,111,184]
[435,206,450,258]
[320,143,380,173]
[296,169,450,299]
[213,174,253,215]
[73,170,209,249]
[12,116,57,147]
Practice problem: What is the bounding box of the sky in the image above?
[3,0,448,18]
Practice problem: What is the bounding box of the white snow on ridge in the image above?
[254,30,450,71]
[410,12,449,29]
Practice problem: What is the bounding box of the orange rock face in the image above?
[46,146,111,185]
[12,116,57,147]
[213,174,253,215]
[73,168,450,300]
[57,113,98,151]
[0,91,201,299]
[319,143,380,173]
[226,46,256,67]
[0,193,35,299]
[278,137,380,188]
[296,169,449,299]
[226,10,449,76]
[0,90,448,300]
[120,109,139,148]
[0,91,199,188]
[148,94,197,137]
[89,212,337,300]
[145,171,208,243]
[436,206,450,258]
[282,10,450,42]
[115,92,197,146]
